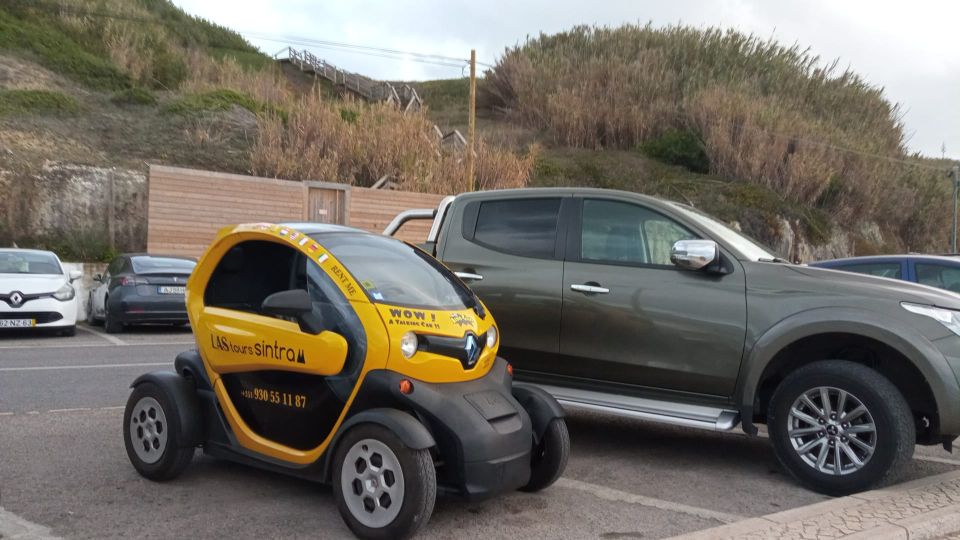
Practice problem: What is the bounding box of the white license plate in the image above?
[0,319,36,328]
[158,286,186,295]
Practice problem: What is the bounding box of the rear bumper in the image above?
[109,292,188,324]
[0,296,77,328]
[351,359,533,500]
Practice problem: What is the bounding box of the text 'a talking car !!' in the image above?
[122,222,569,540]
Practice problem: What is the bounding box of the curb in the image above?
[0,507,60,540]
[667,470,960,540]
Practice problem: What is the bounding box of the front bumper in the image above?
[352,358,533,500]
[0,296,77,328]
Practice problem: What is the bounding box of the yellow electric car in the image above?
[122,222,569,539]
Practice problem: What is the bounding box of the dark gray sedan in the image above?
[86,254,195,333]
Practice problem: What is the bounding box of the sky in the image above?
[174,0,960,159]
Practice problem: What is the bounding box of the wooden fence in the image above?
[147,165,446,257]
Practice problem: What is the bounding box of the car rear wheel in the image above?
[105,304,123,334]
[333,424,436,540]
[123,382,194,481]
[521,418,570,492]
[768,360,914,495]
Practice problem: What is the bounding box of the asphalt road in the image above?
[1,323,959,539]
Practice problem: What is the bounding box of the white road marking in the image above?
[0,506,60,539]
[556,477,743,524]
[914,454,960,466]
[0,412,13,416]
[0,405,127,417]
[75,324,127,345]
[48,407,92,413]
[99,406,125,411]
[0,341,193,350]
[0,362,169,372]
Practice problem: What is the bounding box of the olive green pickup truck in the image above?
[387,187,960,495]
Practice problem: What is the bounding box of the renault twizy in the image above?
[123,223,569,539]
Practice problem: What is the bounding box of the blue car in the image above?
[810,255,960,294]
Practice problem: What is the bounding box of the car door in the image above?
[559,197,748,397]
[195,236,351,454]
[438,195,568,376]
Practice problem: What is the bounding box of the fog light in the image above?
[400,331,418,359]
[399,379,414,395]
[486,326,498,348]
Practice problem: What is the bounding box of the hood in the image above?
[0,273,67,295]
[790,264,960,309]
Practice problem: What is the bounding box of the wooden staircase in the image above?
[277,47,423,112]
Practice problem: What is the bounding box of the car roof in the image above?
[279,223,372,236]
[0,248,59,257]
[813,254,960,265]
[121,253,196,260]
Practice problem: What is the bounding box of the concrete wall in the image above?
[61,262,107,319]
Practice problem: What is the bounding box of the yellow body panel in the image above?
[186,222,498,464]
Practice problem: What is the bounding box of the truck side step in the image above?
[534,384,741,432]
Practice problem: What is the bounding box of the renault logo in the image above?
[9,291,24,308]
[464,333,481,367]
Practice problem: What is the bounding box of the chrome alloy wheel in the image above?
[788,386,877,475]
[129,396,168,464]
[340,438,405,528]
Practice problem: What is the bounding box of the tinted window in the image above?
[835,262,902,280]
[107,257,125,276]
[0,251,62,275]
[205,241,299,314]
[581,200,697,266]
[916,263,960,293]
[131,256,195,274]
[473,198,561,258]
[319,233,472,310]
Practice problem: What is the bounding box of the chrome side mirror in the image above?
[670,240,718,271]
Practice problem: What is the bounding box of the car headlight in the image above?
[901,302,960,336]
[400,331,419,359]
[486,326,498,349]
[53,283,75,301]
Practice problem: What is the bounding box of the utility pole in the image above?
[952,164,960,253]
[466,49,477,192]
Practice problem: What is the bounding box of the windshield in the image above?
[667,203,779,262]
[0,251,63,275]
[317,233,473,310]
[131,256,196,274]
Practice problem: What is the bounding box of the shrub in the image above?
[165,89,284,119]
[0,90,81,115]
[110,87,158,106]
[638,129,709,173]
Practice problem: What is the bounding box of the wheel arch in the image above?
[737,308,960,442]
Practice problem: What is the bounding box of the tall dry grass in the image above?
[251,96,534,193]
[484,24,949,250]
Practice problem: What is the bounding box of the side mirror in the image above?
[94,273,103,283]
[261,289,313,317]
[261,289,325,335]
[670,239,719,271]
[69,270,83,282]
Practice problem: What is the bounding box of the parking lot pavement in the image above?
[1,324,960,539]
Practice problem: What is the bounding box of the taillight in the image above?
[119,276,147,286]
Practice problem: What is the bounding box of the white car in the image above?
[0,249,81,336]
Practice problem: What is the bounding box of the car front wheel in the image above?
[768,360,914,495]
[333,424,436,540]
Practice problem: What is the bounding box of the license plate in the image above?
[0,319,36,328]
[158,286,185,295]
[464,390,517,421]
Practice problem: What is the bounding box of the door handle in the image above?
[455,271,483,281]
[571,283,609,294]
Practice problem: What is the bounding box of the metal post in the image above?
[466,49,477,192]
[953,164,960,253]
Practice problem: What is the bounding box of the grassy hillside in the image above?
[478,24,952,253]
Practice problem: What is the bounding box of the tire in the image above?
[105,306,123,334]
[521,418,570,492]
[332,424,436,540]
[123,382,194,481]
[86,293,100,325]
[768,360,914,496]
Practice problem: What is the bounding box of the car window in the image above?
[204,240,300,315]
[835,262,902,280]
[916,263,960,293]
[0,251,62,275]
[107,258,124,276]
[131,256,195,274]
[319,233,473,310]
[473,198,561,258]
[581,199,697,266]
